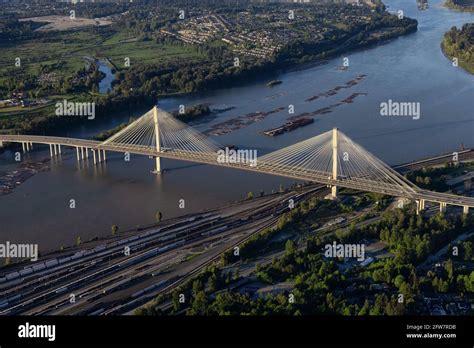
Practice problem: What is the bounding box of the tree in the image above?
[445,259,454,280]
[192,279,203,295]
[172,291,181,312]
[399,282,414,305]
[189,291,208,315]
[111,224,119,236]
[155,210,162,223]
[233,268,240,281]
[285,239,296,256]
[209,274,218,293]
[463,241,472,260]
[358,299,370,315]
[394,275,405,288]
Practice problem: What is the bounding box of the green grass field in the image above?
[97,32,205,68]
[0,31,103,79]
[0,28,205,126]
[0,29,205,87]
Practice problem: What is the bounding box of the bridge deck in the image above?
[1,134,474,208]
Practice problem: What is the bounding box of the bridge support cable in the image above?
[259,128,420,198]
[98,107,223,169]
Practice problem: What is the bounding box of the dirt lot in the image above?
[20,15,112,32]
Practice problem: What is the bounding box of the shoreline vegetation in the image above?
[0,1,418,137]
[442,23,474,74]
[444,0,474,12]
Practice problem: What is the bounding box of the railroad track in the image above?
[0,186,326,315]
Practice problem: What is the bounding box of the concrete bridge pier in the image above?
[80,147,85,160]
[86,148,89,158]
[98,149,102,163]
[0,141,3,147]
[58,144,62,154]
[29,142,33,150]
[155,157,161,173]
[25,142,30,152]
[91,149,97,164]
[49,144,59,157]
[102,150,106,162]
[22,142,26,153]
[440,202,447,213]
[464,206,469,215]
[416,199,426,215]
[76,147,80,161]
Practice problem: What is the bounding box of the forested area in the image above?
[442,23,474,74]
[445,0,474,11]
[136,201,474,316]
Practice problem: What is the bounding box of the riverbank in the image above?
[0,12,418,138]
[444,0,474,12]
[441,23,474,74]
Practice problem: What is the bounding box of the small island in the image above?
[266,80,283,88]
[442,24,474,74]
[172,104,212,123]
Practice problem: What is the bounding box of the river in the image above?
[0,0,473,253]
[97,59,115,94]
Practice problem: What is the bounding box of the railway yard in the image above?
[0,185,327,316]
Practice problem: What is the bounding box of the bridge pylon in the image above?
[331,127,338,199]
[153,106,161,174]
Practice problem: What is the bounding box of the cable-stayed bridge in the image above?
[0,107,473,214]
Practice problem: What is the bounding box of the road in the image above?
[394,149,474,173]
